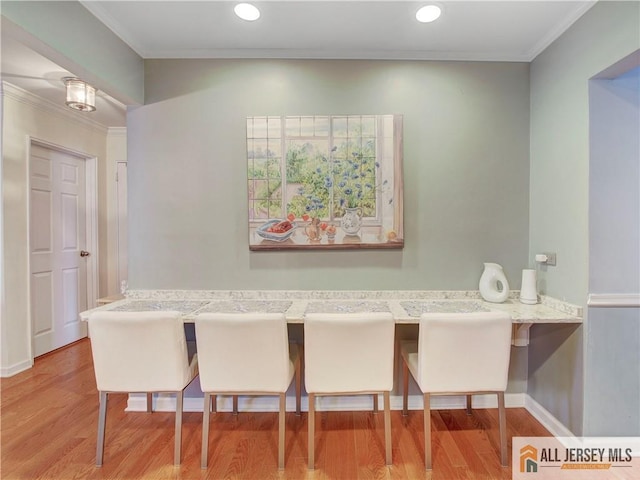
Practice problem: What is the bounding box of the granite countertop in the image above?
[81,290,583,325]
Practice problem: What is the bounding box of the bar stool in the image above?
[87,311,198,466]
[304,312,395,470]
[401,311,512,470]
[195,312,301,470]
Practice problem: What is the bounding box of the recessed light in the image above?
[416,5,442,23]
[234,3,260,21]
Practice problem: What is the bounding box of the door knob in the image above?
[80,250,90,257]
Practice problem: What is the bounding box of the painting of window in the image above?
[248,114,403,250]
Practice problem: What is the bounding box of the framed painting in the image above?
[247,114,403,250]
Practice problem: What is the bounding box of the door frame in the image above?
[116,161,128,291]
[26,137,98,360]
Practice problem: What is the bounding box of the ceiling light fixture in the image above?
[63,77,97,112]
[234,3,260,21]
[416,5,442,23]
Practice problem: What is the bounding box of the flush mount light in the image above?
[63,77,97,112]
[416,5,442,23]
[234,3,260,21]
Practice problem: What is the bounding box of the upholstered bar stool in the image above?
[87,311,199,466]
[195,313,301,470]
[304,312,395,470]
[401,311,512,470]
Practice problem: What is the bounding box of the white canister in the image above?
[520,269,538,304]
[479,262,510,303]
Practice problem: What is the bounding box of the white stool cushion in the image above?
[304,312,395,394]
[195,313,295,393]
[401,311,512,394]
[87,311,198,392]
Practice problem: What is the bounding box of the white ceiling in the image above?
[81,0,596,61]
[2,0,596,128]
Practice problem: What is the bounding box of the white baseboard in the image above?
[127,392,573,438]
[127,392,526,413]
[524,393,576,438]
[0,358,33,377]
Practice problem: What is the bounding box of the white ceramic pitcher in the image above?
[479,262,510,303]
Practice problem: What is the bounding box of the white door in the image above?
[30,144,88,356]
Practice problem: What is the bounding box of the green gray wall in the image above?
[128,59,531,397]
[528,1,640,435]
[129,59,531,291]
[585,67,640,436]
[529,1,639,305]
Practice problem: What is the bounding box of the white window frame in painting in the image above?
[247,114,403,251]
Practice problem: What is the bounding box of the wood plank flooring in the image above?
[1,339,551,479]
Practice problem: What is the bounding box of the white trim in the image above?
[127,392,576,440]
[85,158,99,311]
[526,1,597,61]
[127,392,526,413]
[108,127,127,137]
[524,394,576,438]
[25,138,35,362]
[0,359,34,378]
[2,82,108,134]
[0,84,4,376]
[587,293,640,308]
[79,1,148,58]
[133,47,542,62]
[115,161,128,291]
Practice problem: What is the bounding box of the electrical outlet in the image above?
[543,253,556,266]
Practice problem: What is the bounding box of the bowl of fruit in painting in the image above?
[256,219,295,242]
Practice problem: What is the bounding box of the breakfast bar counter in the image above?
[81,290,582,346]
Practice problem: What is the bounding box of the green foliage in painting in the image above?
[283,137,383,219]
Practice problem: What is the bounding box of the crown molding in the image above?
[1,81,108,134]
[79,0,147,58]
[108,127,127,137]
[527,1,597,62]
[142,47,532,62]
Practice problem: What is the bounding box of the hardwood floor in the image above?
[1,339,551,479]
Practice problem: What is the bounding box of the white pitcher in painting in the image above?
[479,262,510,303]
[340,207,363,236]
